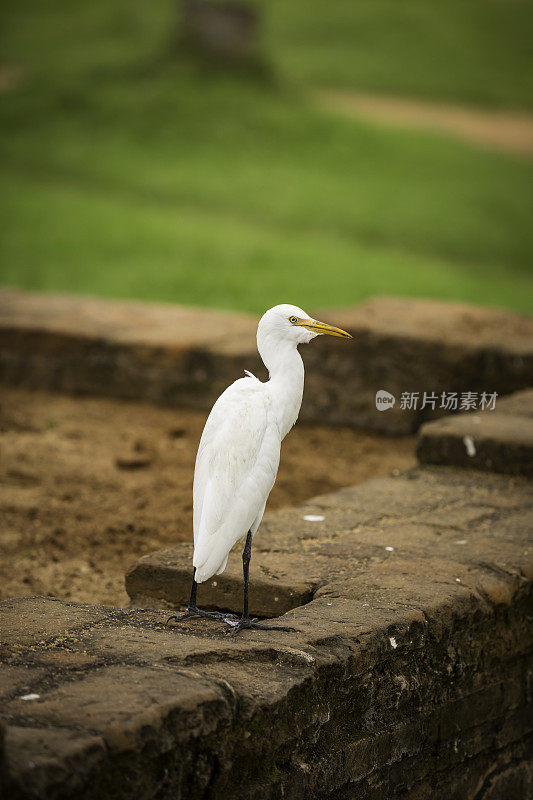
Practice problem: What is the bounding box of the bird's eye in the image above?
[289,316,298,324]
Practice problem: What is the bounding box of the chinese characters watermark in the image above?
[375,390,498,412]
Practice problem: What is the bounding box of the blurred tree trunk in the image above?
[179,0,260,64]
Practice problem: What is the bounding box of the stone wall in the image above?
[1,289,532,433]
[2,466,532,799]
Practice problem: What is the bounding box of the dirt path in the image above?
[0,388,415,608]
[317,89,533,157]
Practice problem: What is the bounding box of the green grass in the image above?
[268,0,533,110]
[1,0,532,315]
[5,0,533,109]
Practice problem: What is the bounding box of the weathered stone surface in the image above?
[2,289,532,433]
[0,288,257,413]
[0,667,45,701]
[0,597,110,649]
[126,467,532,617]
[493,388,533,418]
[1,467,528,798]
[417,388,533,475]
[3,728,106,800]
[126,543,316,616]
[305,297,533,432]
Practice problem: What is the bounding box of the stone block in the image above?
[125,544,316,617]
[2,289,531,433]
[417,388,533,475]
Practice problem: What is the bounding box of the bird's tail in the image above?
[193,539,231,583]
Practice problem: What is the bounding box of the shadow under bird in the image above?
[168,304,351,634]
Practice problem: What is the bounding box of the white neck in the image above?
[258,331,305,439]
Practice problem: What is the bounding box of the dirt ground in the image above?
[317,89,533,158]
[0,387,415,607]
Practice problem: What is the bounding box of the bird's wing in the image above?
[192,376,281,582]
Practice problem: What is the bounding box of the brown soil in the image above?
[317,89,533,158]
[0,387,415,607]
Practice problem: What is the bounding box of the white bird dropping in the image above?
[463,435,476,457]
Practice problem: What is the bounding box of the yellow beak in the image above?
[299,318,352,339]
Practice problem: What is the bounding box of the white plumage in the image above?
[191,303,351,584]
[192,374,280,582]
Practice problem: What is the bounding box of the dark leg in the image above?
[167,567,236,624]
[242,530,252,619]
[225,532,295,635]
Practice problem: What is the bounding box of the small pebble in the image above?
[115,454,152,470]
[168,427,186,439]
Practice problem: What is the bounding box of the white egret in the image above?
[168,304,351,634]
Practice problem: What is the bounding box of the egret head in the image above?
[258,304,352,347]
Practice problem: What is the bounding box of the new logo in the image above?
[375,390,396,411]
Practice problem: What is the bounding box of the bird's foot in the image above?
[224,616,296,635]
[167,607,237,624]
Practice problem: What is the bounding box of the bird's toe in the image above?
[224,617,295,635]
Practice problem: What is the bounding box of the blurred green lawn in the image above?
[1,0,532,314]
[268,0,533,109]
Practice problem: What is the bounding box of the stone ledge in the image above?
[1,466,530,798]
[125,466,532,616]
[1,289,532,433]
[417,389,533,476]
